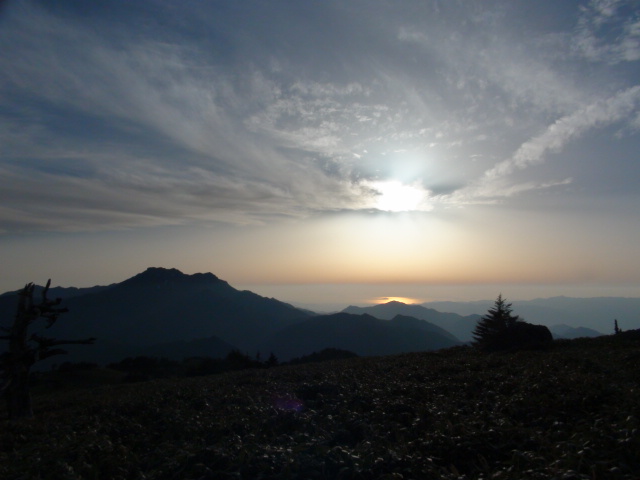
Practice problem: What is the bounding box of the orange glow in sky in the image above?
[370,296,423,305]
[1,1,640,310]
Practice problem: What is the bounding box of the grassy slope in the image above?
[1,335,639,480]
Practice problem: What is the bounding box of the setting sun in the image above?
[1,0,640,320]
[371,181,429,212]
[371,296,422,305]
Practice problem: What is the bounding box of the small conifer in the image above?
[472,294,520,351]
[614,319,621,334]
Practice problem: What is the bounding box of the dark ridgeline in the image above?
[550,325,603,339]
[0,267,312,365]
[0,268,469,365]
[262,312,462,360]
[3,268,618,367]
[2,275,639,477]
[287,348,359,365]
[343,301,481,342]
[71,267,310,349]
[139,336,236,360]
[424,296,640,334]
[0,268,472,363]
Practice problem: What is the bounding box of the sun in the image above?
[372,296,422,305]
[371,180,427,212]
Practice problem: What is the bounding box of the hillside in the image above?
[0,268,311,364]
[343,301,480,342]
[550,324,603,339]
[2,335,638,479]
[0,269,467,364]
[424,297,640,333]
[262,312,461,359]
[2,270,636,365]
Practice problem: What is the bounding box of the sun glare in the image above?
[371,181,427,212]
[372,296,422,305]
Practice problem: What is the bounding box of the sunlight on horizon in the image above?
[370,296,423,305]
[2,0,640,315]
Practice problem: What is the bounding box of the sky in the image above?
[1,0,640,311]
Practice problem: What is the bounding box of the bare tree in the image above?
[1,280,95,419]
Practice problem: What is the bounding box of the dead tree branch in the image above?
[1,279,95,419]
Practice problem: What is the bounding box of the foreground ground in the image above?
[2,335,639,479]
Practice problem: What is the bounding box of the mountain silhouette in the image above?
[262,312,462,360]
[424,297,638,333]
[3,269,632,365]
[0,271,464,364]
[0,267,310,364]
[0,284,112,300]
[549,324,603,339]
[140,335,237,360]
[343,301,480,342]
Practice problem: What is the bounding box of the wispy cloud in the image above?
[453,85,640,202]
[496,86,640,176]
[1,0,639,234]
[573,0,640,63]
[0,2,380,231]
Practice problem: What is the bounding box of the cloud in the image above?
[0,2,385,231]
[398,16,586,117]
[1,1,639,233]
[573,0,640,63]
[453,85,640,202]
[491,86,640,177]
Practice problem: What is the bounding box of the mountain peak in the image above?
[123,267,221,286]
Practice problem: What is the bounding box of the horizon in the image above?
[238,280,640,313]
[2,266,640,316]
[2,1,640,301]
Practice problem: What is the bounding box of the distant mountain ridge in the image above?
[0,284,113,300]
[120,267,221,287]
[3,269,634,364]
[140,336,236,360]
[549,325,603,339]
[262,312,462,360]
[0,268,463,364]
[343,301,481,342]
[424,296,640,333]
[0,268,311,364]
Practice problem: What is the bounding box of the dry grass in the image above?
[2,335,639,479]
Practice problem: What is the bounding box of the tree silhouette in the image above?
[266,352,279,367]
[472,294,520,351]
[1,280,95,419]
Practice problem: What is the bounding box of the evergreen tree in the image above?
[614,319,622,334]
[266,352,279,367]
[472,294,520,350]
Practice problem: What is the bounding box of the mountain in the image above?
[140,336,237,360]
[4,269,632,365]
[424,297,640,333]
[0,267,310,364]
[549,324,603,339]
[0,284,113,300]
[262,312,462,361]
[3,269,462,365]
[343,301,480,342]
